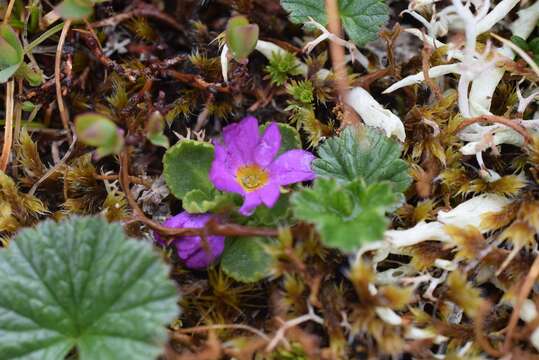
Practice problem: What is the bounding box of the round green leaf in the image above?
[163,140,215,199]
[0,216,179,360]
[220,237,273,283]
[313,126,411,193]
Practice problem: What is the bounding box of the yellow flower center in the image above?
[236,164,269,192]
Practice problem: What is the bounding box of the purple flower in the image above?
[154,212,225,269]
[209,116,315,215]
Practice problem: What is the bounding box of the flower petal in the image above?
[255,122,281,167]
[154,212,225,269]
[258,183,280,208]
[178,234,225,269]
[269,149,316,186]
[239,192,263,216]
[209,142,244,194]
[223,116,260,163]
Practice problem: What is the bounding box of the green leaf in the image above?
[0,24,23,83]
[0,216,179,360]
[260,122,302,155]
[313,126,411,193]
[16,62,44,86]
[182,189,235,214]
[291,177,399,252]
[530,37,539,55]
[281,0,389,46]
[511,35,529,51]
[55,0,94,20]
[163,140,215,199]
[220,237,273,282]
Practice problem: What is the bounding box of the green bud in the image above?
[225,16,259,62]
[146,111,169,148]
[75,113,124,157]
[22,101,36,112]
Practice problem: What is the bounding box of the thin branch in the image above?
[491,32,539,78]
[90,4,184,33]
[421,33,443,101]
[474,301,503,357]
[503,254,539,353]
[55,20,72,138]
[265,305,324,352]
[29,132,77,196]
[455,114,532,143]
[94,174,150,187]
[0,80,15,172]
[324,0,356,128]
[2,0,16,25]
[176,324,270,341]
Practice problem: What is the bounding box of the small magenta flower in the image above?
[154,212,225,269]
[210,116,315,215]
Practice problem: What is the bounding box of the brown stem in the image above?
[503,254,539,353]
[455,115,532,144]
[0,80,15,172]
[119,151,279,238]
[79,31,136,81]
[55,20,72,138]
[421,33,443,101]
[163,70,229,93]
[324,0,356,128]
[90,4,184,33]
[474,301,503,357]
[94,174,150,187]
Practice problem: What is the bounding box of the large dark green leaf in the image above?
[313,126,411,193]
[0,216,179,360]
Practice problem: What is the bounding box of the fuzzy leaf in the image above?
[313,126,411,193]
[220,237,273,283]
[292,177,399,252]
[281,0,389,46]
[163,140,214,199]
[260,122,302,155]
[0,216,179,360]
